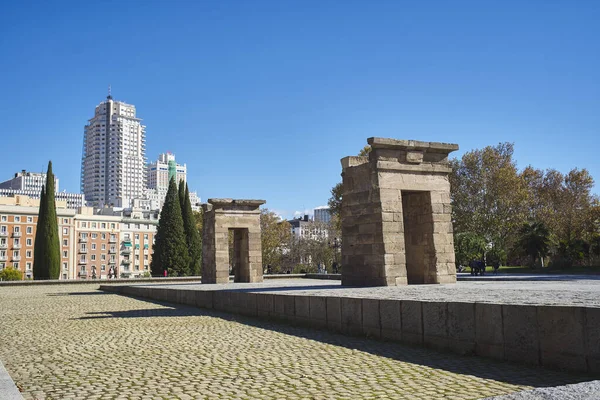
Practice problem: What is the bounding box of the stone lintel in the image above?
[367,137,459,154]
[207,198,266,210]
[341,156,369,169]
[375,161,453,174]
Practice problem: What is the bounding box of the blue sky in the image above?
[1,1,599,218]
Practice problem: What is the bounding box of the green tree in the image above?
[454,232,487,267]
[151,177,191,277]
[260,209,291,271]
[33,161,61,280]
[517,221,550,267]
[450,142,528,255]
[182,184,202,275]
[178,179,186,210]
[0,267,22,281]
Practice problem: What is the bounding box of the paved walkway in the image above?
[0,284,592,400]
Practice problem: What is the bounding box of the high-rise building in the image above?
[0,170,59,192]
[0,170,85,209]
[81,93,147,208]
[314,206,332,223]
[147,152,201,210]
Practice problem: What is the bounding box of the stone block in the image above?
[401,300,423,345]
[295,296,310,325]
[475,303,503,359]
[537,306,586,372]
[180,290,196,307]
[362,299,381,338]
[327,297,342,332]
[380,299,401,341]
[309,296,327,328]
[256,293,274,318]
[283,295,295,321]
[502,305,540,366]
[212,291,230,312]
[422,302,448,350]
[341,297,363,335]
[240,293,257,317]
[585,307,600,374]
[195,290,213,309]
[447,302,475,355]
[272,295,286,319]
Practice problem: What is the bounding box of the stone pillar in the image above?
[340,138,458,286]
[202,199,266,284]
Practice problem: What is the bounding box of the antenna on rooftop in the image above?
[107,84,113,100]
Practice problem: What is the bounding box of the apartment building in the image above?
[0,196,156,280]
[0,170,59,192]
[81,94,147,208]
[146,152,201,211]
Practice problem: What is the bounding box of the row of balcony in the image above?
[0,256,20,261]
[0,232,21,237]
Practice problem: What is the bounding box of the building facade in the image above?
[288,215,329,241]
[81,94,147,208]
[0,170,59,192]
[313,206,332,223]
[146,152,201,211]
[0,196,156,280]
[0,189,85,210]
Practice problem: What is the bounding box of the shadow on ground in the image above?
[75,298,594,389]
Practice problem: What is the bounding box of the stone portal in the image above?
[202,199,265,284]
[340,137,459,286]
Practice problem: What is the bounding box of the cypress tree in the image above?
[32,186,46,279]
[182,184,202,275]
[33,161,61,279]
[178,179,186,211]
[151,177,190,276]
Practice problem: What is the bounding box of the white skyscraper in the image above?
[81,93,147,208]
[147,152,201,210]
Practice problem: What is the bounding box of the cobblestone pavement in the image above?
[0,285,590,400]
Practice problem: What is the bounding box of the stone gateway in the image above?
[340,137,459,286]
[202,199,265,284]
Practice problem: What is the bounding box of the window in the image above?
[13,250,19,257]
[91,243,96,250]
[101,244,106,250]
[63,228,69,235]
[14,226,20,233]
[80,265,86,272]
[101,233,106,240]
[91,255,96,261]
[144,234,148,240]
[101,254,106,260]
[26,226,33,234]
[27,217,33,223]
[91,233,97,239]
[111,223,115,229]
[63,251,68,258]
[0,226,6,234]
[63,239,68,246]
[13,262,19,269]
[63,262,68,270]
[26,238,32,246]
[101,223,106,229]
[27,250,32,258]
[26,262,32,270]
[92,222,97,228]
[0,216,6,222]
[14,216,20,222]
[82,222,87,228]
[101,264,106,271]
[63,218,68,224]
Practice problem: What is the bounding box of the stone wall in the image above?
[341,138,458,286]
[101,284,600,375]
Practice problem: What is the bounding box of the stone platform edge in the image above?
[100,284,600,376]
[0,360,23,400]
